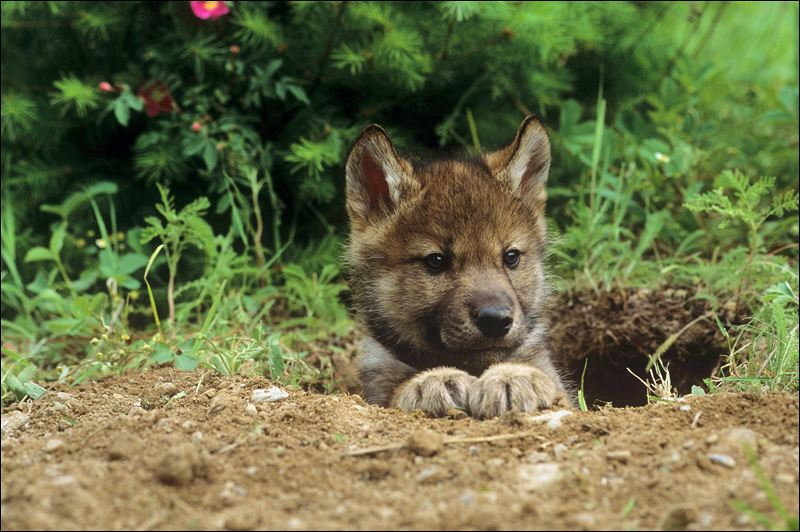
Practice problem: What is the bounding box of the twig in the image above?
[342,442,406,457]
[342,429,546,457]
[446,431,546,445]
[691,411,702,429]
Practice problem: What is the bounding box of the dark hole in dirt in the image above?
[549,287,731,408]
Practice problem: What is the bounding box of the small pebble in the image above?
[529,409,573,430]
[570,512,597,529]
[244,403,258,416]
[552,443,567,458]
[679,404,691,412]
[486,458,506,468]
[407,429,443,457]
[51,474,78,487]
[607,450,631,463]
[223,509,260,531]
[416,466,445,483]
[661,507,696,530]
[708,453,736,468]
[525,451,549,464]
[468,445,480,457]
[107,434,144,460]
[251,387,289,403]
[446,408,468,420]
[517,463,560,491]
[128,406,147,417]
[44,438,65,454]
[1,411,30,438]
[155,382,178,398]
[705,433,719,445]
[715,427,759,454]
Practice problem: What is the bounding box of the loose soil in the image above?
[3,287,797,530]
[2,368,798,531]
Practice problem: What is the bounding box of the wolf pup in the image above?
[344,116,570,419]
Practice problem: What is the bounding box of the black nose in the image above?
[472,306,513,338]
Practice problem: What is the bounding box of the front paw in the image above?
[467,363,557,419]
[393,368,476,417]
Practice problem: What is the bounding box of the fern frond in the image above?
[50,74,99,118]
[74,7,122,41]
[234,7,281,48]
[1,92,38,140]
[134,142,187,183]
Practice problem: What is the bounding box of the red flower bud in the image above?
[98,81,114,93]
[191,121,203,132]
[229,44,240,55]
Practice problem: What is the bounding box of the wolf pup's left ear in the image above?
[485,116,551,210]
[345,125,415,227]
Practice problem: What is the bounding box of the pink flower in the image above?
[137,82,178,117]
[98,81,115,93]
[190,1,230,20]
[191,121,203,132]
[229,44,240,55]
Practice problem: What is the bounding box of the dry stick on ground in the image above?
[342,430,547,457]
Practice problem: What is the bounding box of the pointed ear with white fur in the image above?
[485,116,551,209]
[345,125,415,227]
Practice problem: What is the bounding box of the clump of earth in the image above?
[2,367,797,530]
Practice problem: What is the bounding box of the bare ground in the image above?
[1,367,798,531]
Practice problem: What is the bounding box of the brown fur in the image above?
[344,117,571,419]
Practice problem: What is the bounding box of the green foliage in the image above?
[1,1,798,401]
[50,74,99,117]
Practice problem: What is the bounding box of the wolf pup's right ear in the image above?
[345,125,415,227]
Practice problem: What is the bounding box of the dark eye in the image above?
[423,253,446,273]
[504,249,521,269]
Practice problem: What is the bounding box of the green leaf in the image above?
[151,343,174,364]
[43,317,84,334]
[117,253,148,275]
[21,380,48,400]
[24,247,54,262]
[286,84,310,106]
[49,222,67,256]
[121,90,143,111]
[41,181,118,219]
[268,335,285,381]
[72,269,99,292]
[691,385,706,396]
[4,373,47,400]
[174,354,199,371]
[113,98,130,126]
[202,143,218,171]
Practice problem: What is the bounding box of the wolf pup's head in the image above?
[344,117,551,374]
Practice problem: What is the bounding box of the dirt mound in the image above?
[2,368,797,530]
[549,287,729,407]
